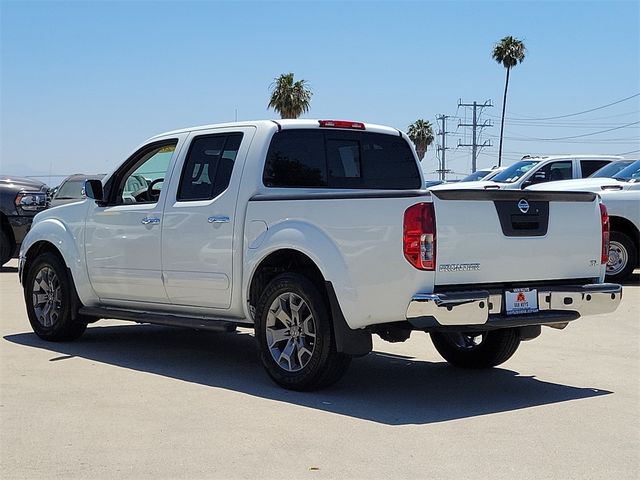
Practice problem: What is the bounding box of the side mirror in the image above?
[84,179,104,203]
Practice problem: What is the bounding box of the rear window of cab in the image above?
[263,129,421,189]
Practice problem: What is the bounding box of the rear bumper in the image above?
[406,283,622,330]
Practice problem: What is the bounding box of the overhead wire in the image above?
[487,109,640,123]
[496,93,640,121]
[616,149,640,156]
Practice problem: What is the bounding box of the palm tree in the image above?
[492,36,526,166]
[268,72,312,119]
[407,119,435,161]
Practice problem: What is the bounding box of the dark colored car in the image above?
[459,166,507,182]
[425,180,445,189]
[0,176,49,265]
[50,173,105,207]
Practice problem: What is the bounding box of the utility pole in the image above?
[436,115,451,181]
[458,100,493,172]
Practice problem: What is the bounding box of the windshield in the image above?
[612,160,640,182]
[590,160,635,178]
[491,160,540,183]
[460,170,491,182]
[54,180,87,199]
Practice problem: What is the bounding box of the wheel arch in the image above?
[0,212,16,247]
[247,249,325,313]
[609,215,640,266]
[243,220,356,316]
[21,219,96,305]
[245,247,371,356]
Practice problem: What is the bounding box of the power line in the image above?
[503,120,639,141]
[487,122,639,142]
[488,121,638,128]
[501,93,640,121]
[485,136,639,145]
[487,109,640,123]
[616,149,640,156]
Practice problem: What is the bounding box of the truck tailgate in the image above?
[430,190,605,285]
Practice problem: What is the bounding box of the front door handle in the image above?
[141,216,161,225]
[208,216,230,224]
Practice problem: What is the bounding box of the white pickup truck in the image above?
[19,119,622,390]
[528,159,640,282]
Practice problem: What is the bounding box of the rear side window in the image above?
[263,130,327,187]
[580,160,610,178]
[263,129,421,189]
[178,133,243,201]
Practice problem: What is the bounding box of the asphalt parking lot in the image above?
[1,259,638,480]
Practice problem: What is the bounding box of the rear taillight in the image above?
[600,203,609,265]
[403,203,436,270]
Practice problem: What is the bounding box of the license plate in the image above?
[505,288,538,315]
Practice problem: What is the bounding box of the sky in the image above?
[1,0,639,182]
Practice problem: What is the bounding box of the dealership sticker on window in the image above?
[505,288,538,315]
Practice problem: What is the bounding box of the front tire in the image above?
[606,231,637,283]
[430,328,521,369]
[24,252,87,341]
[254,273,351,391]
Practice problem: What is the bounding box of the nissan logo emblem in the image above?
[518,199,530,214]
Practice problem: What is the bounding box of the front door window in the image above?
[119,144,176,204]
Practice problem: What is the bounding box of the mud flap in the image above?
[325,282,372,357]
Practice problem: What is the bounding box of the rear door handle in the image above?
[208,216,230,224]
[141,216,161,225]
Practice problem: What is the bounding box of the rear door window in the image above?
[580,160,611,178]
[178,133,243,201]
[263,129,421,189]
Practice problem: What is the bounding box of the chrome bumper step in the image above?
[406,283,622,330]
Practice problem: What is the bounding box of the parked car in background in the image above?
[528,160,640,282]
[47,184,59,201]
[598,189,640,282]
[0,176,49,265]
[600,190,640,282]
[432,155,621,191]
[424,180,445,188]
[459,166,507,182]
[50,174,106,207]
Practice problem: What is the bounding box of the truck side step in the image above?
[78,306,241,332]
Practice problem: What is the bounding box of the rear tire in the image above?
[254,273,351,391]
[0,229,13,266]
[606,231,637,283]
[24,252,87,341]
[430,328,521,369]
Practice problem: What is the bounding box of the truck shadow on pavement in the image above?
[4,324,611,426]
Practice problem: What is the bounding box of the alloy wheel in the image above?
[265,292,317,372]
[32,266,62,327]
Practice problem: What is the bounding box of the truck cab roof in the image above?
[148,119,402,141]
